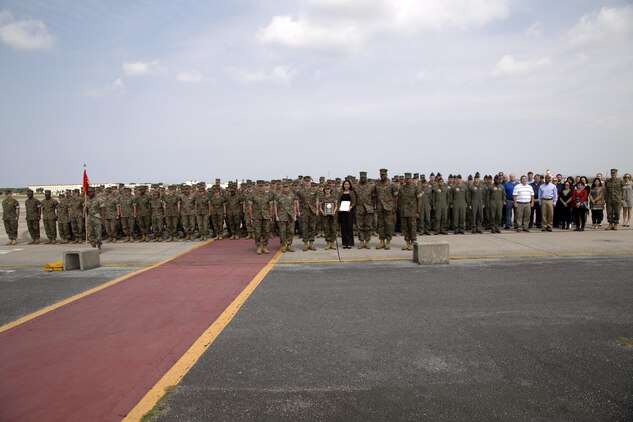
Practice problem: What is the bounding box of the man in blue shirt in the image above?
[539,175,559,231]
[504,173,519,229]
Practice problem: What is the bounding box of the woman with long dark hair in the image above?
[572,181,589,231]
[338,179,357,249]
[589,178,605,229]
[557,181,573,229]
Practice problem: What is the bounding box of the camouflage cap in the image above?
[413,173,419,179]
[429,172,435,177]
[256,180,265,186]
[380,168,388,175]
[404,172,412,179]
[360,171,367,177]
[44,189,51,194]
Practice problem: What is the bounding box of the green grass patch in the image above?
[140,386,176,422]
[617,337,633,348]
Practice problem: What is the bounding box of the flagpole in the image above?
[84,164,88,244]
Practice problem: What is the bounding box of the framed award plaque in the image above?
[324,202,335,215]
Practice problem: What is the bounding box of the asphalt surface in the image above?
[0,267,137,326]
[155,256,633,422]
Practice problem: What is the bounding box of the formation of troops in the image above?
[2,169,630,254]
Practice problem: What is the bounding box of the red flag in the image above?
[83,166,90,192]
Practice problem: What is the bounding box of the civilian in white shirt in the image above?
[513,175,534,232]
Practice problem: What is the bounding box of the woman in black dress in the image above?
[338,179,357,249]
[557,181,573,229]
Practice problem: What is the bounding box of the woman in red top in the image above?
[571,181,589,231]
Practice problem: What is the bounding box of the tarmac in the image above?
[0,223,632,421]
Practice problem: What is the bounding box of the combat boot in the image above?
[46,239,52,244]
[376,239,385,249]
[262,245,270,254]
[201,235,206,241]
[286,244,295,252]
[61,239,68,244]
[51,239,57,244]
[157,236,162,242]
[309,241,316,251]
[33,238,40,245]
[384,240,391,250]
[256,246,262,255]
[280,244,287,253]
[607,223,613,230]
[358,241,364,249]
[303,242,309,251]
[11,239,17,245]
[218,235,223,240]
[402,241,409,250]
[613,224,618,230]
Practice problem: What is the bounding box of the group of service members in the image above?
[2,169,629,255]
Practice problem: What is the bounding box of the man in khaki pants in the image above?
[513,175,534,232]
[539,175,558,232]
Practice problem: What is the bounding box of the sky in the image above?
[1,0,632,186]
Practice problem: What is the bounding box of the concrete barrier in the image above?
[413,241,449,265]
[63,250,101,271]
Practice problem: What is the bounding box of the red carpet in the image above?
[0,240,277,422]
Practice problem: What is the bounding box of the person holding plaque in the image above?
[319,185,338,250]
[338,179,357,249]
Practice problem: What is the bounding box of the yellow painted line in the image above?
[0,240,214,334]
[451,251,633,260]
[101,263,154,268]
[279,257,410,264]
[278,250,633,264]
[123,251,282,422]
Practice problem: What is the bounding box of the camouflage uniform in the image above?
[320,190,338,249]
[605,175,624,228]
[69,192,84,242]
[103,193,119,242]
[134,191,151,241]
[242,186,255,239]
[118,190,135,241]
[57,195,72,242]
[41,195,59,243]
[375,170,398,249]
[398,175,421,249]
[193,190,211,240]
[296,180,319,250]
[25,194,42,243]
[225,189,242,239]
[85,193,105,248]
[274,188,297,252]
[210,191,226,239]
[150,193,166,241]
[163,188,181,240]
[2,195,19,244]
[354,177,375,246]
[180,190,196,240]
[249,184,273,254]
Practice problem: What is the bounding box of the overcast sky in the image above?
[1,0,632,186]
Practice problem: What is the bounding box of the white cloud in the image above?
[86,78,126,99]
[122,60,165,76]
[566,5,633,48]
[0,10,56,50]
[176,71,202,83]
[233,65,294,84]
[258,0,509,53]
[492,55,551,79]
